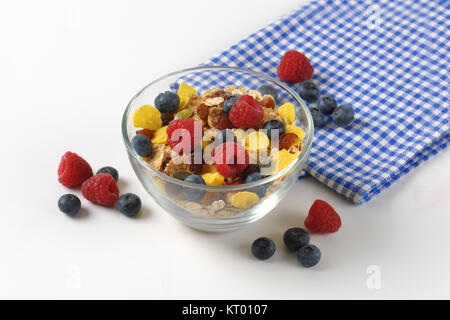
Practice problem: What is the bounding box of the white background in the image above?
[1,0,449,299]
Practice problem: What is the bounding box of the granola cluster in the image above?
[131,83,304,217]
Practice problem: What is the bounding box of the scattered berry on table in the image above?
[309,107,325,128]
[245,172,268,198]
[117,193,141,217]
[155,91,180,113]
[305,199,341,233]
[183,174,206,200]
[58,194,81,216]
[96,166,119,182]
[258,84,279,102]
[166,118,203,154]
[223,94,241,115]
[132,134,153,157]
[58,151,93,187]
[228,95,264,129]
[298,80,319,102]
[81,173,119,206]
[283,227,310,252]
[277,50,314,83]
[297,244,321,268]
[263,119,286,140]
[214,129,236,147]
[318,95,337,115]
[251,237,276,260]
[213,142,249,177]
[332,104,354,127]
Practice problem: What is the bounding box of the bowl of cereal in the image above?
[122,66,313,231]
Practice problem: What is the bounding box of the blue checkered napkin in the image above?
[183,0,450,204]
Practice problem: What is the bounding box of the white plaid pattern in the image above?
[179,0,450,204]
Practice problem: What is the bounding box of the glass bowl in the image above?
[122,66,314,232]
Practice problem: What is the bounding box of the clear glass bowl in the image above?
[122,66,314,232]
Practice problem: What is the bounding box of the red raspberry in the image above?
[277,50,314,83]
[166,118,203,154]
[213,142,249,177]
[305,200,341,233]
[228,95,264,129]
[58,151,93,187]
[81,173,119,206]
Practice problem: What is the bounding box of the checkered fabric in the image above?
[180,0,450,204]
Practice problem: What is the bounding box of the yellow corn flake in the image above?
[177,83,198,110]
[244,131,270,151]
[231,192,260,209]
[200,164,217,175]
[285,125,304,145]
[272,149,300,174]
[133,105,162,130]
[277,103,295,124]
[151,126,168,144]
[201,172,225,186]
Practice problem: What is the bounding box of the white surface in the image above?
[1,0,449,299]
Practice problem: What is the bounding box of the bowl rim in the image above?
[122,66,314,191]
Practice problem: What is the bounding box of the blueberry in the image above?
[97,166,119,182]
[183,174,206,200]
[332,104,354,127]
[251,237,276,260]
[132,134,153,157]
[318,95,337,115]
[214,129,236,147]
[245,172,268,198]
[298,80,319,102]
[297,244,321,268]
[258,84,278,103]
[283,227,310,252]
[155,91,180,113]
[309,107,325,128]
[117,193,141,217]
[223,94,241,114]
[263,119,285,140]
[58,194,81,216]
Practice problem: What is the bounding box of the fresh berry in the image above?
[96,166,119,182]
[213,142,249,177]
[223,94,241,114]
[263,119,285,140]
[81,173,119,206]
[214,129,236,147]
[298,80,319,102]
[318,95,337,115]
[245,172,267,198]
[305,199,341,233]
[218,118,234,130]
[332,104,354,127]
[183,174,206,200]
[297,244,321,267]
[279,133,298,150]
[166,118,203,154]
[277,50,314,83]
[57,151,93,187]
[228,95,264,129]
[132,134,153,157]
[309,107,325,128]
[117,193,141,217]
[154,91,180,113]
[283,227,310,252]
[251,237,276,260]
[58,194,81,216]
[258,84,278,102]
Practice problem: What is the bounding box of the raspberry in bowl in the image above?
[122,66,313,231]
